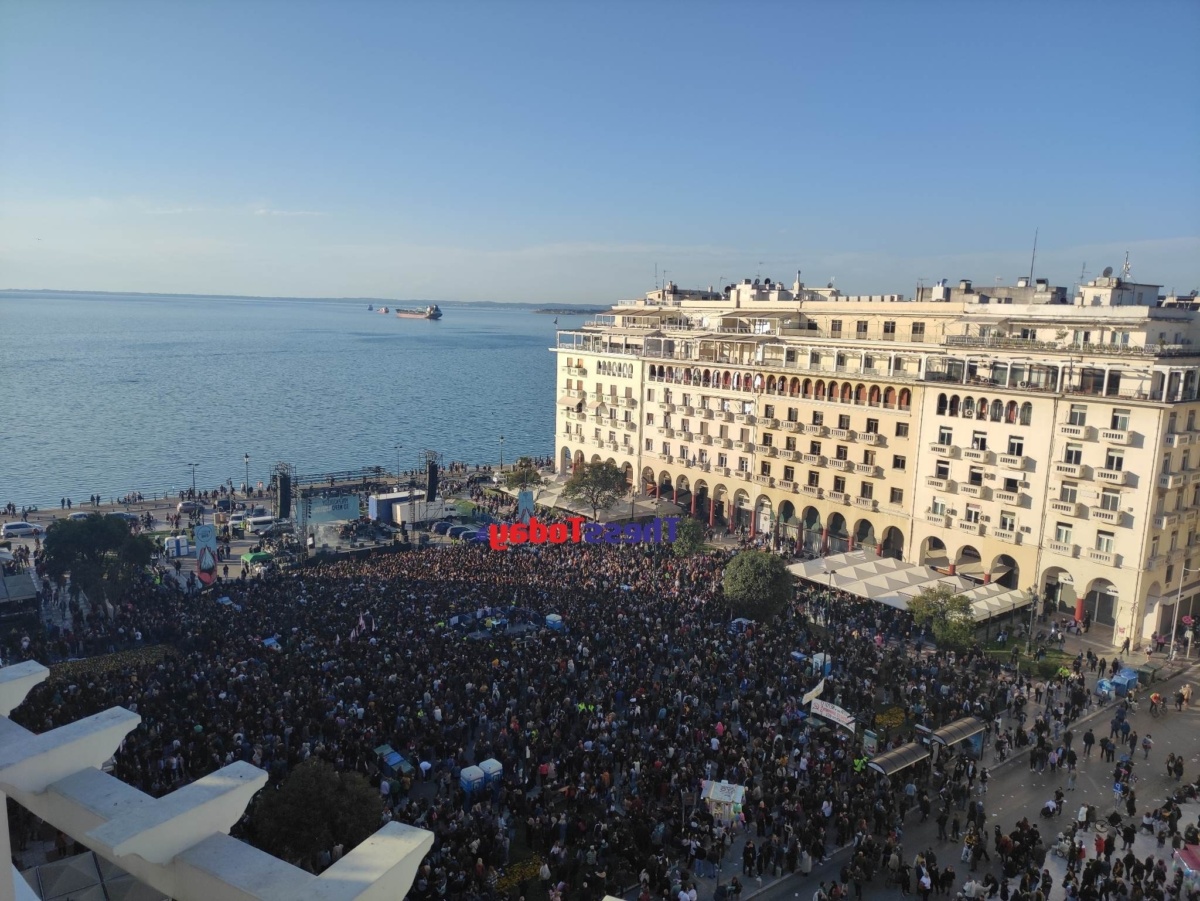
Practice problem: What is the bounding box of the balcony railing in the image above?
[1165,432,1193,447]
[926,476,956,491]
[992,528,1019,544]
[1054,462,1086,478]
[829,428,854,441]
[1091,507,1123,525]
[753,474,774,487]
[929,443,957,457]
[998,454,1028,470]
[804,424,827,436]
[1160,473,1184,490]
[962,448,993,464]
[1049,500,1082,516]
[854,463,882,477]
[1088,548,1119,567]
[784,421,803,433]
[957,519,984,535]
[924,511,950,527]
[853,496,877,510]
[1046,540,1079,557]
[778,480,796,492]
[1059,424,1094,440]
[1096,468,1128,485]
[827,491,850,505]
[801,484,823,498]
[858,432,884,446]
[828,459,851,471]
[802,453,826,466]
[1100,429,1131,445]
[959,483,989,499]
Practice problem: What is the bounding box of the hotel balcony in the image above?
[924,511,950,527]
[623,397,638,409]
[1088,548,1120,567]
[1091,507,1124,526]
[998,454,1028,470]
[858,432,885,446]
[1096,468,1128,486]
[563,364,586,375]
[1049,500,1082,517]
[624,421,637,431]
[763,418,781,429]
[827,491,850,505]
[682,406,696,416]
[1054,462,1087,478]
[992,528,1019,544]
[753,474,775,487]
[1059,424,1095,440]
[736,413,755,424]
[778,449,799,461]
[784,421,803,433]
[1100,429,1131,445]
[778,479,796,492]
[1159,473,1184,490]
[680,431,695,442]
[756,444,777,456]
[929,443,957,458]
[658,402,676,412]
[802,453,826,466]
[804,424,827,436]
[853,496,878,511]
[1046,540,1079,558]
[699,434,713,444]
[957,519,984,535]
[732,440,747,450]
[720,411,735,422]
[662,427,677,438]
[699,408,713,419]
[829,428,854,441]
[1190,471,1200,484]
[828,458,851,471]
[993,489,1025,505]
[801,484,823,498]
[925,476,956,492]
[959,483,990,499]
[854,463,882,477]
[1165,432,1193,447]
[1154,514,1179,529]
[717,437,733,448]
[962,448,993,464]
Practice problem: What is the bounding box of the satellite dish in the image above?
[1102,266,1114,277]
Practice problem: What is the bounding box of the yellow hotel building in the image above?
[554,271,1200,649]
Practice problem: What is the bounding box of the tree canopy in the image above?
[561,460,628,520]
[503,457,544,492]
[40,514,156,612]
[671,516,708,557]
[250,759,379,869]
[721,550,794,620]
[907,583,976,651]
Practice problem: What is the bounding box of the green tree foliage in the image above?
[722,550,794,620]
[250,759,379,869]
[907,583,977,651]
[672,516,708,557]
[504,457,544,492]
[562,460,628,520]
[40,514,156,611]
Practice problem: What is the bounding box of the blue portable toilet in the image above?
[479,758,503,787]
[545,614,564,632]
[1095,679,1114,701]
[460,765,485,794]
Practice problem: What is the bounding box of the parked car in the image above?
[67,511,93,521]
[1,522,45,538]
[447,525,474,540]
[177,501,203,514]
[431,521,454,535]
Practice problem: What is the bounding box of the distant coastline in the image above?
[533,306,609,315]
[0,288,543,308]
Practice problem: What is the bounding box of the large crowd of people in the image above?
[4,517,1198,901]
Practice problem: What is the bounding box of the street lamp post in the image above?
[244,454,251,496]
[394,444,403,483]
[1169,564,1200,661]
[187,463,199,498]
[499,435,505,472]
[1025,586,1038,655]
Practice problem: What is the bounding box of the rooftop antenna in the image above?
[654,262,659,290]
[917,277,927,299]
[758,261,764,279]
[1028,227,1038,283]
[1122,251,1131,280]
[662,269,669,288]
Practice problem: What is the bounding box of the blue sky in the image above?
[2,0,1197,303]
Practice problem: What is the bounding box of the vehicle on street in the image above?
[177,501,203,514]
[1,522,45,538]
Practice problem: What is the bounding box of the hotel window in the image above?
[764,404,775,418]
[1169,412,1179,432]
[681,420,691,433]
[890,487,904,504]
[717,454,728,467]
[761,433,772,447]
[1170,531,1179,551]
[1151,536,1159,558]
[835,445,848,461]
[646,413,655,425]
[1096,531,1115,553]
[1055,522,1072,544]
[1189,411,1196,431]
[863,450,876,466]
[1060,483,1078,504]
[1163,453,1173,473]
[833,476,847,493]
[783,466,795,481]
[938,427,953,445]
[644,439,653,451]
[697,449,707,463]
[1183,451,1191,470]
[738,458,750,472]
[812,411,824,426]
[838,414,851,430]
[1193,484,1200,506]
[646,388,654,402]
[856,321,868,337]
[809,440,822,455]
[1068,404,1088,426]
[739,428,750,442]
[1007,436,1024,455]
[999,510,1016,531]
[662,443,671,455]
[1167,564,1175,583]
[968,466,983,486]
[893,455,906,470]
[830,319,842,337]
[883,321,896,340]
[1064,443,1083,465]
[931,497,947,515]
[1003,477,1019,493]
[935,460,951,479]
[808,471,820,488]
[860,482,874,500]
[1104,450,1124,471]
[971,431,987,450]
[965,504,981,523]
[1111,409,1130,430]
[787,408,799,422]
[911,321,926,342]
[785,436,797,451]
[760,462,772,476]
[896,422,909,438]
[1101,489,1121,512]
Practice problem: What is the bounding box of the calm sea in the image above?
[1,292,587,506]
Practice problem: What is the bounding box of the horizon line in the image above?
[0,288,609,307]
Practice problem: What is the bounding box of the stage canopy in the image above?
[789,551,1033,622]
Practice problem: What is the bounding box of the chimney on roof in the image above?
[959,280,973,292]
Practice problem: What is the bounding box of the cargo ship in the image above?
[396,304,443,320]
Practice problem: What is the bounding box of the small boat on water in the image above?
[396,304,443,320]
[378,306,390,314]
[367,303,373,311]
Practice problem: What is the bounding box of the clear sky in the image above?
[2,0,1197,303]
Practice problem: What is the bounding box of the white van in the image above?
[247,515,278,534]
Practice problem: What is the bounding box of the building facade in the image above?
[554,272,1200,649]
